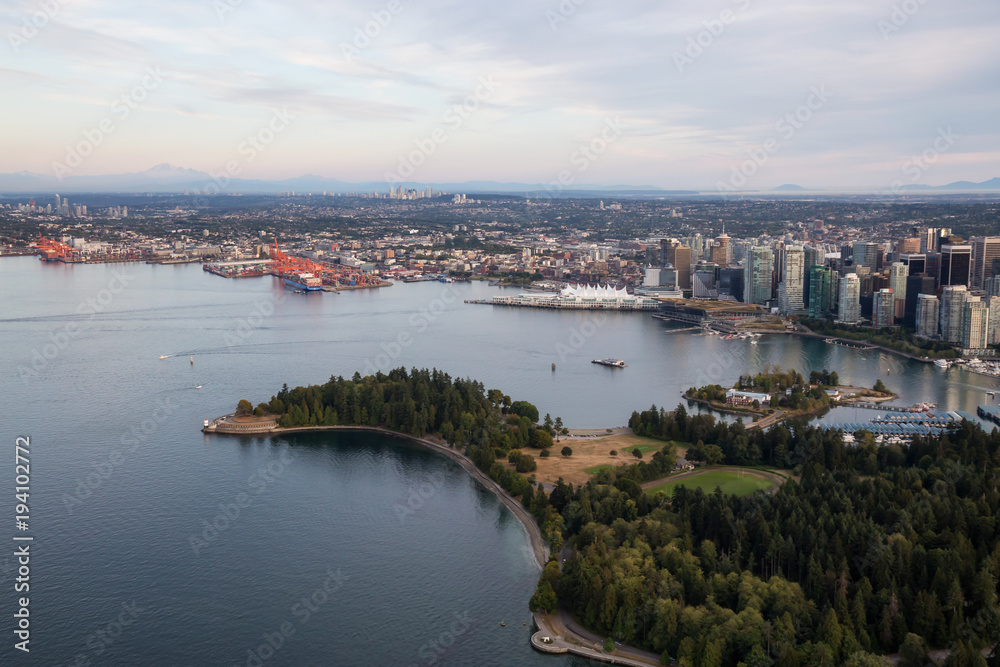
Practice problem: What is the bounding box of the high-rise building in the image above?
[939,245,973,287]
[900,253,926,276]
[874,288,895,328]
[904,274,936,328]
[778,246,805,314]
[921,228,939,253]
[989,296,1000,345]
[808,266,836,319]
[889,262,908,320]
[672,245,692,290]
[838,274,861,323]
[940,285,969,343]
[987,275,1000,299]
[717,268,744,302]
[897,237,921,256]
[971,237,1000,290]
[712,229,731,267]
[853,242,883,271]
[743,246,774,305]
[916,294,940,338]
[961,298,989,350]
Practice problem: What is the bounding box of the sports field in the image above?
[645,468,777,497]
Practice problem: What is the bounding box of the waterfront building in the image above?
[916,294,940,338]
[904,274,936,327]
[778,246,805,315]
[989,296,1000,345]
[838,273,861,323]
[889,262,908,320]
[971,236,1000,290]
[808,266,836,319]
[961,298,989,350]
[488,283,660,310]
[940,285,969,343]
[939,244,973,287]
[874,288,895,328]
[743,246,774,305]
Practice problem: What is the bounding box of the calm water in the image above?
[1,258,996,665]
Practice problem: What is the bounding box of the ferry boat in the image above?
[592,358,627,368]
[283,272,323,291]
[438,276,455,283]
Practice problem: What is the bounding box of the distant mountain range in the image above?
[0,164,684,196]
[0,164,997,195]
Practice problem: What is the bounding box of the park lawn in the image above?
[646,469,776,497]
[584,464,614,475]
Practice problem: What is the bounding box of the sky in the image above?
[1,0,998,190]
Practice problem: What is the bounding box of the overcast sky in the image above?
[2,0,997,189]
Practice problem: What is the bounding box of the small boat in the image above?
[159,355,166,360]
[551,362,556,371]
[592,358,627,368]
[195,385,202,389]
[190,356,194,365]
[500,621,506,627]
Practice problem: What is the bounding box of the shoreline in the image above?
[204,422,550,569]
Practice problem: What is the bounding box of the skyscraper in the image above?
[988,275,1000,299]
[778,246,805,314]
[939,245,973,287]
[743,246,774,305]
[971,236,1000,290]
[961,298,988,350]
[904,274,936,328]
[852,242,882,271]
[916,294,940,338]
[889,262,907,320]
[672,245,692,290]
[808,266,836,319]
[838,273,861,323]
[989,296,1000,345]
[940,285,969,343]
[874,288,895,328]
[712,229,731,267]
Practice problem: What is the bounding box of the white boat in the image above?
[934,359,951,369]
[159,355,166,360]
[592,358,627,368]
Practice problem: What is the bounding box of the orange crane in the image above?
[269,238,380,288]
[35,234,78,262]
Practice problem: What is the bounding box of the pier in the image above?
[824,337,877,351]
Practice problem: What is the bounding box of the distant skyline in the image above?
[2,0,998,190]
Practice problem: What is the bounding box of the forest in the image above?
[251,369,999,666]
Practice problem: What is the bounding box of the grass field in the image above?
[646,469,776,497]
[584,464,614,474]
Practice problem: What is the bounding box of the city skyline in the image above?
[2,0,999,190]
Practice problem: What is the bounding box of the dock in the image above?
[824,337,877,351]
[978,405,1000,426]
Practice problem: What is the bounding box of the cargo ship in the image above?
[283,272,323,291]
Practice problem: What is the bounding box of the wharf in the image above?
[978,405,1000,426]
